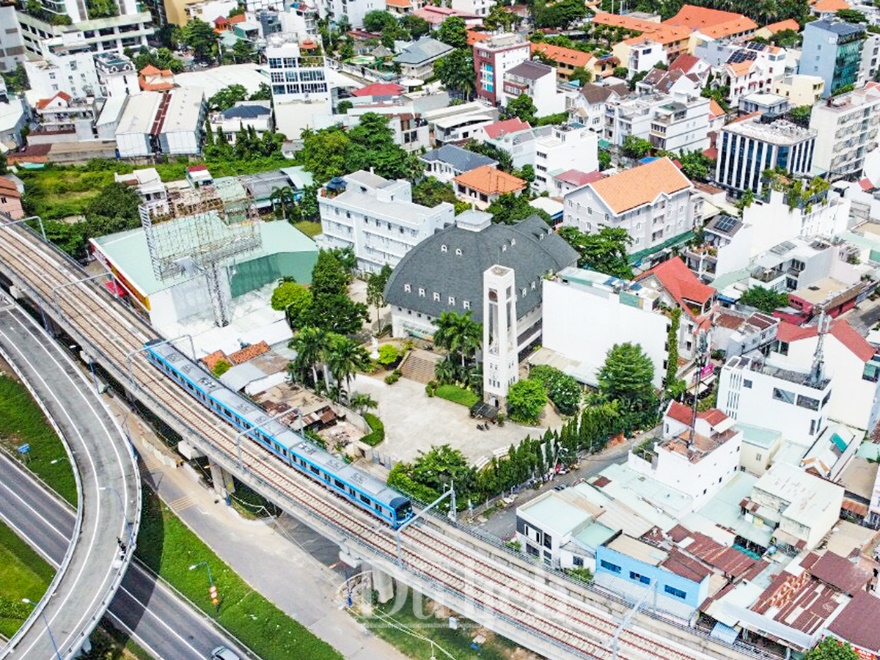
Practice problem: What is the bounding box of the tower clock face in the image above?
[489,290,498,302]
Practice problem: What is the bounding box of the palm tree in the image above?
[270,186,296,220]
[350,393,377,415]
[289,327,328,387]
[434,357,456,385]
[326,335,370,401]
[433,310,483,374]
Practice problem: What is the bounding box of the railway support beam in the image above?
[371,566,394,604]
[209,462,235,503]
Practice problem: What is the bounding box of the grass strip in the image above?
[0,520,54,638]
[434,384,480,408]
[135,488,342,660]
[0,374,77,505]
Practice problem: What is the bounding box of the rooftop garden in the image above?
[761,168,830,210]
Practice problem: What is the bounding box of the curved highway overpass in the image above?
[0,294,141,660]
[0,448,247,660]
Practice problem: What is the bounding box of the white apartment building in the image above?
[93,51,138,98]
[810,84,880,181]
[17,11,152,57]
[318,170,455,273]
[208,101,274,144]
[604,91,710,152]
[324,0,381,28]
[859,33,880,88]
[717,354,832,445]
[34,92,98,141]
[450,0,493,17]
[629,407,742,512]
[695,40,787,109]
[25,48,100,99]
[499,60,565,118]
[266,33,330,104]
[715,117,817,193]
[744,461,844,552]
[0,5,26,72]
[627,39,666,78]
[563,157,698,255]
[114,168,168,214]
[768,320,880,433]
[540,267,669,388]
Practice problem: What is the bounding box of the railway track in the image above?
[0,224,727,660]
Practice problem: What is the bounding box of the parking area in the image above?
[350,373,539,466]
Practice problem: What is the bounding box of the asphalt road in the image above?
[0,450,246,660]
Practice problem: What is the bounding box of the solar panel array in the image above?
[727,49,758,64]
[714,216,739,233]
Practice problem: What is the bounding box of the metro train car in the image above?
[144,339,413,528]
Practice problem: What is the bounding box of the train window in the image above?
[299,458,306,467]
[360,494,370,505]
[334,479,345,489]
[309,465,319,475]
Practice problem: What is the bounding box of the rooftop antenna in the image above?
[689,328,710,446]
[809,311,831,387]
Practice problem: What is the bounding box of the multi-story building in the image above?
[93,51,138,97]
[25,46,100,98]
[604,91,711,152]
[500,60,565,117]
[800,19,865,98]
[33,91,99,141]
[711,42,787,109]
[715,116,817,193]
[266,33,330,104]
[0,5,26,72]
[859,33,880,87]
[541,267,669,387]
[530,42,594,83]
[809,84,880,181]
[450,0,493,17]
[115,88,206,158]
[393,37,454,80]
[530,125,598,194]
[324,0,382,28]
[209,101,274,144]
[16,9,152,57]
[563,157,700,258]
[717,354,832,444]
[318,170,454,273]
[566,81,630,133]
[420,144,496,184]
[473,32,530,106]
[626,39,667,78]
[773,75,825,107]
[452,165,526,210]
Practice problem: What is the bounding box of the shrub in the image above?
[384,369,401,385]
[506,378,547,425]
[425,380,437,397]
[212,359,231,377]
[361,412,385,446]
[435,384,479,407]
[377,343,399,366]
[529,365,582,416]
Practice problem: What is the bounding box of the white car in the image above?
[210,646,239,660]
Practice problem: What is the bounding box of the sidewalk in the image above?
[107,401,409,660]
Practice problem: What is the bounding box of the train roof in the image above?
[146,340,405,507]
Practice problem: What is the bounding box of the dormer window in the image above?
[433,292,440,301]
[455,248,462,256]
[441,245,448,253]
[404,284,411,293]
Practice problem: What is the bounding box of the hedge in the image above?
[361,412,385,447]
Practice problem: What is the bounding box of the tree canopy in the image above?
[507,379,548,425]
[678,150,715,182]
[622,135,652,160]
[208,84,248,111]
[598,343,657,415]
[508,94,538,125]
[558,226,633,279]
[487,193,548,225]
[181,18,217,59]
[436,16,468,49]
[534,0,587,28]
[435,49,476,100]
[803,638,859,660]
[271,281,313,328]
[738,286,790,314]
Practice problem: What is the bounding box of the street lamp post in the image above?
[100,485,135,551]
[21,599,62,660]
[233,407,302,469]
[190,561,220,611]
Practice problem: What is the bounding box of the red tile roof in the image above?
[777,320,875,362]
[201,350,229,372]
[810,552,871,595]
[666,401,693,425]
[827,591,880,652]
[530,42,594,69]
[351,82,405,97]
[554,169,606,187]
[0,178,21,199]
[669,53,701,73]
[228,341,270,365]
[635,256,715,318]
[482,118,531,139]
[35,91,72,109]
[763,19,800,34]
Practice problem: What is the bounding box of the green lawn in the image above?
[434,384,479,408]
[136,488,342,660]
[293,220,322,238]
[360,591,515,660]
[0,375,77,505]
[0,520,54,638]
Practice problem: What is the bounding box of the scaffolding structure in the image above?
[140,178,262,327]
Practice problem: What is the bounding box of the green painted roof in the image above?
[628,229,695,265]
[573,522,616,549]
[92,220,317,297]
[737,423,782,450]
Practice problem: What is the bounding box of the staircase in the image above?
[399,349,444,384]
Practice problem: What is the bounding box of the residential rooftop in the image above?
[722,116,817,145]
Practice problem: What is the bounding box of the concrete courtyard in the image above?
[350,373,547,466]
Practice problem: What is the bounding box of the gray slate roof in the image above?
[393,37,454,65]
[420,144,496,173]
[506,60,554,81]
[579,82,630,105]
[384,215,578,323]
[808,19,864,37]
[224,103,271,119]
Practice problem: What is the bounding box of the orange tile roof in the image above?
[763,19,800,34]
[594,12,691,45]
[726,59,755,76]
[453,165,526,196]
[635,256,715,317]
[467,29,491,46]
[35,91,72,109]
[202,350,229,372]
[664,5,757,39]
[777,320,875,362]
[530,42,593,68]
[588,157,691,215]
[386,0,412,7]
[228,341,270,365]
[140,64,160,75]
[708,99,726,117]
[811,0,851,10]
[0,178,21,198]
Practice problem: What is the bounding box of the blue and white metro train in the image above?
[144,339,414,528]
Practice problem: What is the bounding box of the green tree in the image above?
[88,0,118,17]
[289,326,329,385]
[529,365,582,416]
[363,9,397,32]
[389,444,478,505]
[336,100,353,114]
[613,66,629,79]
[484,3,521,31]
[271,281,313,329]
[738,286,790,313]
[507,94,537,125]
[598,149,612,171]
[366,264,393,332]
[84,182,142,238]
[433,310,482,379]
[412,177,458,207]
[664,308,681,393]
[212,359,231,377]
[678,150,715,182]
[622,135,651,160]
[400,14,431,38]
[507,379,548,425]
[182,18,218,60]
[535,0,587,28]
[269,186,297,220]
[299,126,352,182]
[437,16,468,48]
[231,39,256,63]
[597,343,656,414]
[326,333,370,400]
[803,638,859,660]
[305,293,367,335]
[465,139,512,172]
[249,82,271,101]
[569,66,593,86]
[557,226,633,279]
[208,84,248,111]
[788,105,813,126]
[434,49,476,100]
[2,64,29,94]
[349,392,378,415]
[486,193,543,225]
[347,113,415,179]
[836,8,867,22]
